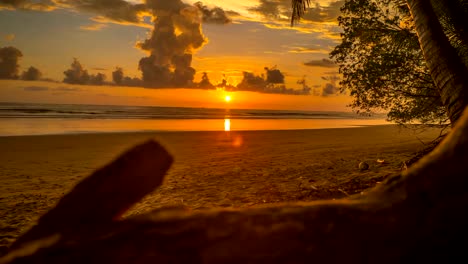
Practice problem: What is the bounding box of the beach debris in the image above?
[338,188,350,196]
[232,166,241,174]
[401,161,408,171]
[358,161,369,171]
[376,159,387,165]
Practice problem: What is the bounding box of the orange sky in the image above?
[0,0,348,111]
[0,80,351,111]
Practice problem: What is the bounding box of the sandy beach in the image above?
[0,125,440,250]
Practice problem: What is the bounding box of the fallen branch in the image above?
[8,140,173,251]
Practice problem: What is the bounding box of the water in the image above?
[0,102,389,136]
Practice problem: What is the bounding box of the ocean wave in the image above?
[0,102,384,120]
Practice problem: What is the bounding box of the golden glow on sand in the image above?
[225,95,232,102]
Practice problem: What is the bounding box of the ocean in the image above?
[0,102,389,136]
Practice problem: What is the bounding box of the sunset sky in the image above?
[0,0,348,110]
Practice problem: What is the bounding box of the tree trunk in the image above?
[407,0,468,125]
[430,0,468,52]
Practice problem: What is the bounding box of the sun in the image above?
[225,95,232,102]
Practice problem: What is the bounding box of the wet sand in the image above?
[0,125,440,250]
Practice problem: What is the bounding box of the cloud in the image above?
[91,67,107,71]
[23,86,49,92]
[137,0,207,88]
[322,82,339,96]
[0,0,56,11]
[246,0,344,39]
[194,2,232,24]
[80,23,108,31]
[2,0,235,29]
[0,46,23,79]
[3,34,15,41]
[248,0,344,23]
[57,0,149,25]
[0,0,148,26]
[225,10,241,17]
[303,58,337,68]
[288,46,330,54]
[321,75,340,96]
[248,0,285,20]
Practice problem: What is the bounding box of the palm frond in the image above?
[291,0,311,26]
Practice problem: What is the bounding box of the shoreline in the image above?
[0,124,396,138]
[0,117,390,137]
[0,125,441,249]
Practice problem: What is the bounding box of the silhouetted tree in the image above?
[0,46,22,79]
[112,67,124,85]
[21,66,42,81]
[407,0,468,125]
[63,58,90,85]
[89,73,106,85]
[198,72,215,89]
[291,0,468,124]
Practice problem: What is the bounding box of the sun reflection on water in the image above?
[224,118,231,131]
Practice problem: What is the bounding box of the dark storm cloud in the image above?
[0,46,22,79]
[23,86,49,92]
[303,58,337,68]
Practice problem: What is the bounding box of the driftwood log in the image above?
[2,109,468,263]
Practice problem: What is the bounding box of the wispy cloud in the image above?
[288,46,330,54]
[79,23,108,31]
[3,33,15,41]
[303,59,337,68]
[0,0,56,11]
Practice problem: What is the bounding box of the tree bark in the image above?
[8,140,173,252]
[407,0,468,124]
[2,108,468,264]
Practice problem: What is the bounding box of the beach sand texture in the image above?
[0,125,440,249]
